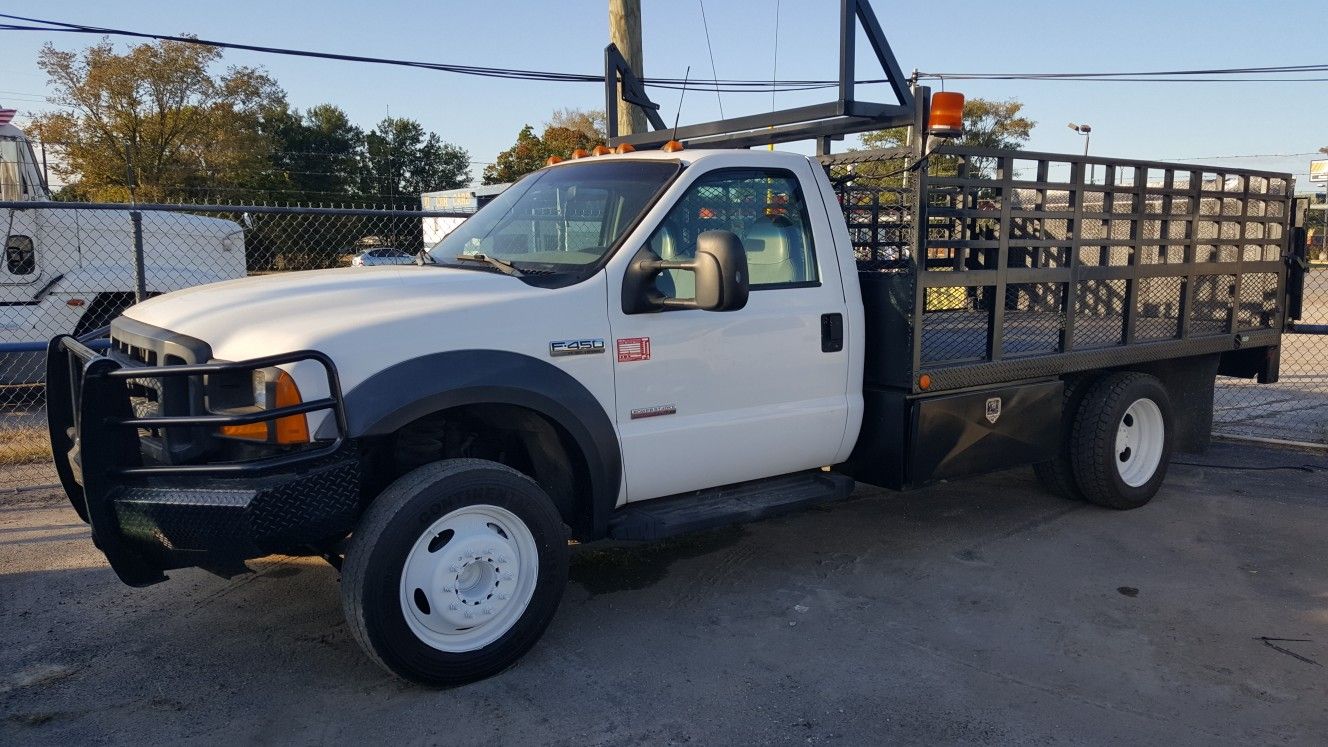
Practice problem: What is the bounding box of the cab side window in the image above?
[5,236,34,275]
[646,168,819,295]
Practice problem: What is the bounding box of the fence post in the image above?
[130,209,146,303]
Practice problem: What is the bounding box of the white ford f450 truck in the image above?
[47,140,1304,685]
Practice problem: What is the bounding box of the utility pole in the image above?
[609,0,646,135]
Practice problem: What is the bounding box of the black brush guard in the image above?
[46,335,358,586]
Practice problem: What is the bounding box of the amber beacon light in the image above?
[928,91,965,137]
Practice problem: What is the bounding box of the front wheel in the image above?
[1071,372,1173,510]
[341,459,568,686]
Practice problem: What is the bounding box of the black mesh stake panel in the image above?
[821,145,1297,395]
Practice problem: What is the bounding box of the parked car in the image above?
[350,247,415,266]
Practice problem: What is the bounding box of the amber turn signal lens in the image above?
[570,148,589,159]
[918,373,933,390]
[927,92,964,137]
[662,140,684,153]
[546,155,563,166]
[219,370,310,444]
[614,143,636,154]
[592,144,612,156]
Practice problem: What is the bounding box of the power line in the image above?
[695,0,724,118]
[14,10,1326,95]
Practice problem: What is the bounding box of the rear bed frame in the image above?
[821,144,1301,394]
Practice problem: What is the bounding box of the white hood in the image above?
[120,264,607,395]
[125,265,533,354]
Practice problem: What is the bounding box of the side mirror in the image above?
[622,230,750,314]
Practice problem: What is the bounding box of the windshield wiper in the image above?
[450,253,525,277]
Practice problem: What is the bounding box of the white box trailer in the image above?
[1,114,246,383]
[420,184,508,245]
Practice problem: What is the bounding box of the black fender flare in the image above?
[327,349,621,538]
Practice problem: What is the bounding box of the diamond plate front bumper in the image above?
[46,333,359,586]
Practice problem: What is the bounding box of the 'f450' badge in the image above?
[549,339,605,357]
[985,396,1002,424]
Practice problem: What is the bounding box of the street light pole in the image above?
[1316,146,1328,258]
[1069,123,1093,183]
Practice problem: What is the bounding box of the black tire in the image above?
[1033,375,1093,501]
[341,458,568,686]
[1070,372,1173,510]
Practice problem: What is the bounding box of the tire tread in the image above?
[1070,372,1168,510]
[340,458,563,685]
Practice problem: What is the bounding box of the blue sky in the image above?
[2,0,1325,188]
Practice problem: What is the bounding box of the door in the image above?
[608,162,851,501]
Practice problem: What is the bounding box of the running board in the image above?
[608,471,856,541]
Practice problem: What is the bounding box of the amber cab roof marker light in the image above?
[662,140,684,153]
[591,144,612,156]
[570,148,589,159]
[546,155,564,166]
[614,143,636,154]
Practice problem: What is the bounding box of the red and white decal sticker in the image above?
[616,337,651,362]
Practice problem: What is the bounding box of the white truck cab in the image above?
[1,115,246,383]
[47,142,1298,687]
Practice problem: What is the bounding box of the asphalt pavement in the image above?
[2,441,1326,745]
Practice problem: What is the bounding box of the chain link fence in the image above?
[1214,261,1328,444]
[2,199,1325,491]
[2,200,470,489]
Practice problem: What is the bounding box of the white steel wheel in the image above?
[400,504,540,653]
[341,459,569,687]
[1114,398,1165,488]
[1071,372,1173,510]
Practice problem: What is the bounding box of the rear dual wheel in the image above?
[1037,372,1174,510]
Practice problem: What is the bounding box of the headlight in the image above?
[216,367,310,444]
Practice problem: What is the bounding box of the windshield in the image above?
[429,160,678,273]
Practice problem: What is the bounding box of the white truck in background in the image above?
[1,113,246,383]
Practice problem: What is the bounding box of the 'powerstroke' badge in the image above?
[985,397,1002,424]
[616,337,651,362]
[549,339,605,357]
[630,404,676,419]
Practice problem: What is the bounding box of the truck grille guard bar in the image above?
[46,334,349,584]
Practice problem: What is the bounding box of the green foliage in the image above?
[33,39,471,203]
[360,117,470,201]
[33,38,284,202]
[483,109,607,184]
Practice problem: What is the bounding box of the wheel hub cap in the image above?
[400,504,538,652]
[1115,398,1164,488]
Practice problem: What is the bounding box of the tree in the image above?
[360,116,470,201]
[31,38,284,202]
[262,103,364,200]
[483,108,606,184]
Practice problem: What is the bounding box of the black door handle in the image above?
[821,313,844,352]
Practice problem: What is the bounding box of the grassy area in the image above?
[0,426,52,466]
